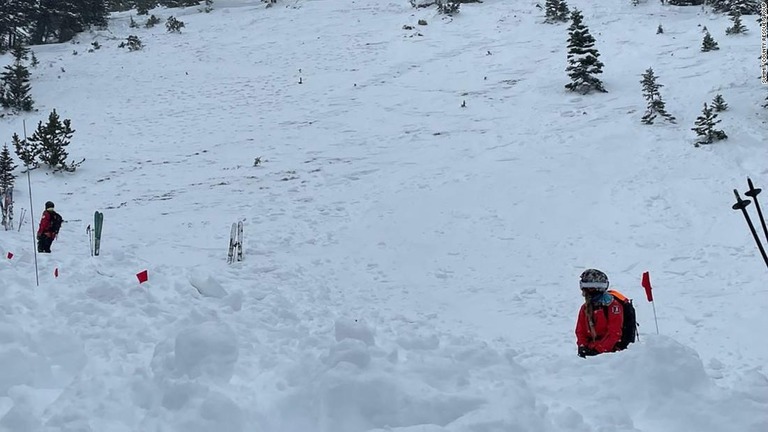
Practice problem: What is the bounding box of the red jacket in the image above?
[37,210,55,238]
[575,295,624,353]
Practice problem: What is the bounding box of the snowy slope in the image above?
[0,0,767,430]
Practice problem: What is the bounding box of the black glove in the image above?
[578,346,599,358]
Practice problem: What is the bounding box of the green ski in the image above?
[94,211,103,256]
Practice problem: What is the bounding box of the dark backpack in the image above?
[49,211,63,235]
[603,289,637,351]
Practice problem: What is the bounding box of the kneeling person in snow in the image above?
[575,269,624,357]
[37,201,62,253]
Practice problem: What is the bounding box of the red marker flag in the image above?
[641,271,653,302]
[6,252,12,259]
[136,270,148,284]
[54,268,59,278]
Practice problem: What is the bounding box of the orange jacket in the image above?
[575,294,624,353]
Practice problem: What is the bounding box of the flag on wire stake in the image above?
[6,252,12,259]
[641,271,659,334]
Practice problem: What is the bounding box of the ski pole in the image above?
[86,224,93,257]
[732,189,768,269]
[17,208,25,232]
[745,178,768,245]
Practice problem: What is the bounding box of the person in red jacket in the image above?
[37,201,61,253]
[575,268,624,358]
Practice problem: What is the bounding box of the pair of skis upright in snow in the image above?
[87,211,104,256]
[227,221,243,263]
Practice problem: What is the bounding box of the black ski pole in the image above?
[732,189,768,269]
[744,178,768,245]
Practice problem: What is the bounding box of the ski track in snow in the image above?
[0,0,766,431]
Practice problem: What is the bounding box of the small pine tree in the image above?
[0,143,14,231]
[129,15,139,28]
[145,15,161,28]
[10,44,30,63]
[640,67,676,124]
[725,11,747,34]
[565,9,607,94]
[692,102,727,146]
[701,31,719,51]
[30,52,39,68]
[119,35,143,51]
[555,0,570,21]
[166,16,185,32]
[0,144,17,194]
[26,109,83,172]
[436,0,460,14]
[12,133,39,168]
[203,0,213,12]
[711,94,728,111]
[0,60,34,111]
[657,24,664,34]
[545,0,570,22]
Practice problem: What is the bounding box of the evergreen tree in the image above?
[12,133,39,168]
[657,23,663,34]
[555,0,569,20]
[565,9,606,94]
[708,0,729,11]
[436,0,460,14]
[640,67,676,124]
[0,57,34,111]
[107,0,133,12]
[165,16,185,32]
[0,144,17,194]
[725,11,747,34]
[9,43,30,62]
[701,31,719,51]
[711,93,728,111]
[31,0,83,44]
[725,0,759,15]
[692,102,727,146]
[145,14,161,28]
[0,0,38,52]
[26,109,83,171]
[119,35,143,51]
[135,0,157,15]
[0,143,15,230]
[79,0,109,28]
[545,0,569,23]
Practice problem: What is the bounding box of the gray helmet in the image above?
[580,268,609,291]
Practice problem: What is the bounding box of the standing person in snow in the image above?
[575,268,624,358]
[37,201,62,253]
